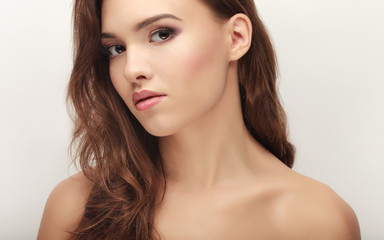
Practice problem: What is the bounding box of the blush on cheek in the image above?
[182,29,225,75]
[182,37,222,75]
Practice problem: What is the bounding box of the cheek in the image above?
[109,61,122,89]
[182,38,222,76]
[176,34,229,100]
[183,49,211,74]
[109,61,133,107]
[165,32,230,120]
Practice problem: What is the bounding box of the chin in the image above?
[140,119,179,137]
[143,126,177,137]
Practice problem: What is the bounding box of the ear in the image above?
[227,13,252,61]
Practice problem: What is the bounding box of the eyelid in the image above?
[101,40,123,50]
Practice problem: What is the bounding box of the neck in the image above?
[158,65,266,192]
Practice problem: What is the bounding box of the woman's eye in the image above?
[107,45,126,57]
[150,28,176,43]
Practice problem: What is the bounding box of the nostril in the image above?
[136,75,146,80]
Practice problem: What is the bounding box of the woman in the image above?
[38,0,360,239]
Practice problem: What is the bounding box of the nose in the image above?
[123,46,153,82]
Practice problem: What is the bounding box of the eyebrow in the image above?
[101,13,182,39]
[135,13,181,31]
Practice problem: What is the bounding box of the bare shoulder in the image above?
[271,171,361,240]
[37,172,93,240]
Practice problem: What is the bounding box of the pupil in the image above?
[159,31,169,40]
[116,46,125,53]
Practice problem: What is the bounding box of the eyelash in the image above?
[102,26,178,58]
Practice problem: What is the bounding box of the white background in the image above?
[0,0,383,239]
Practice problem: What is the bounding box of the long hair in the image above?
[67,0,295,239]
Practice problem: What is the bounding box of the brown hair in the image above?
[67,0,295,239]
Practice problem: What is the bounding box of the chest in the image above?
[153,189,280,240]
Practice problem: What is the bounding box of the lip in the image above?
[132,90,166,111]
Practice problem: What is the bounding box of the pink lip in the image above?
[132,90,166,111]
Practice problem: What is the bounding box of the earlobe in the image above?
[227,13,252,61]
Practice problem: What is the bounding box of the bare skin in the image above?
[38,161,360,239]
[37,172,92,240]
[38,0,360,239]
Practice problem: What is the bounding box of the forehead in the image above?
[101,0,215,30]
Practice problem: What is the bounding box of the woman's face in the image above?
[101,0,232,136]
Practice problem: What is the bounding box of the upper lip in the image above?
[132,90,166,105]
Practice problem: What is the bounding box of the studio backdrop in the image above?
[0,0,383,239]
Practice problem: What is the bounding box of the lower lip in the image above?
[135,95,166,111]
